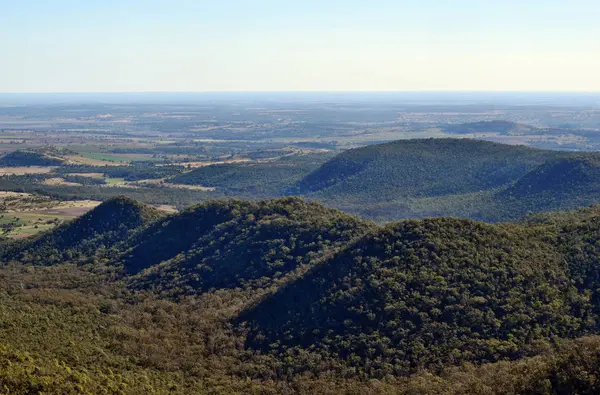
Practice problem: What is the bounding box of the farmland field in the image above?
[0,196,101,238]
[0,166,56,175]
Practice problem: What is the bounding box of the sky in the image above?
[1,0,599,93]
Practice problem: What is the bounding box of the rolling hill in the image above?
[0,149,65,166]
[125,197,372,297]
[494,155,600,217]
[151,138,600,222]
[0,196,163,265]
[2,196,600,392]
[170,152,335,198]
[241,208,600,376]
[504,156,600,198]
[293,138,560,199]
[290,138,600,221]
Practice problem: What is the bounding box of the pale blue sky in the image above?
[1,0,599,92]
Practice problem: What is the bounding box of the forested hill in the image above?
[291,138,600,221]
[0,196,164,265]
[294,138,558,197]
[3,197,600,392]
[239,202,600,378]
[124,197,373,297]
[134,138,600,222]
[1,196,374,296]
[504,155,600,198]
[0,149,65,166]
[169,152,336,198]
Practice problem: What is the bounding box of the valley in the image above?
[1,96,600,227]
[3,132,600,231]
[2,94,600,393]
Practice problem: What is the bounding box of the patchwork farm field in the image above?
[0,197,101,238]
[78,152,161,163]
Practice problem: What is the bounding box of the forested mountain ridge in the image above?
[493,155,600,219]
[293,138,560,198]
[141,138,600,222]
[290,138,600,221]
[3,197,600,392]
[503,155,600,198]
[125,197,373,297]
[242,216,594,376]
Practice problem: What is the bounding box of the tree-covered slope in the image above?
[170,152,335,198]
[241,213,600,375]
[3,197,600,391]
[55,163,184,181]
[294,138,562,201]
[504,155,600,198]
[492,155,600,217]
[0,150,65,166]
[282,139,600,222]
[120,200,245,275]
[125,197,373,296]
[1,196,163,265]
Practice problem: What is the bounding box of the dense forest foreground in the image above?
[2,196,600,393]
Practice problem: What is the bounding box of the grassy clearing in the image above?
[113,153,163,162]
[104,177,126,185]
[161,182,216,191]
[0,194,100,238]
[0,212,64,238]
[79,152,129,163]
[63,155,125,166]
[0,191,32,198]
[0,166,56,175]
[42,177,82,186]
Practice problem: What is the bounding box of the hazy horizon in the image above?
[3,1,600,93]
[1,91,600,107]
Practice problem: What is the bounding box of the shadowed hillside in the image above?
[2,196,600,391]
[125,197,373,296]
[170,152,335,198]
[0,150,65,166]
[241,210,600,376]
[294,139,559,199]
[1,196,163,265]
[505,156,600,198]
[495,155,600,217]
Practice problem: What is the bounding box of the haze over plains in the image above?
[1,0,599,92]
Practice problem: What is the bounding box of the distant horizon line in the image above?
[2,90,600,95]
